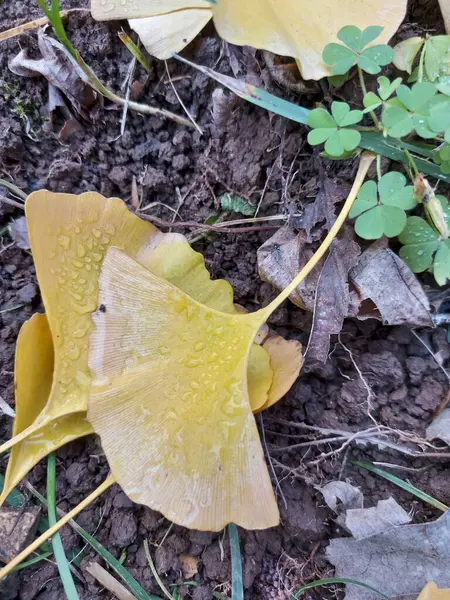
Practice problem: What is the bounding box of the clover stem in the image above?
[405,149,420,180]
[258,152,375,322]
[0,474,115,580]
[376,154,382,181]
[357,67,380,129]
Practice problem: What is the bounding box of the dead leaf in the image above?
[417,582,450,600]
[426,409,450,446]
[0,507,41,563]
[8,216,30,250]
[0,9,86,43]
[9,30,99,118]
[319,481,364,514]
[257,226,323,310]
[298,176,351,243]
[343,497,411,540]
[179,554,199,579]
[306,230,361,363]
[327,509,450,600]
[349,243,434,328]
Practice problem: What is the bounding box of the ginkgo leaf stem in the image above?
[0,474,115,581]
[258,152,375,323]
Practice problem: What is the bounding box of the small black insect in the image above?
[99,304,107,313]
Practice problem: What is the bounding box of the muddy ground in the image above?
[1,1,450,599]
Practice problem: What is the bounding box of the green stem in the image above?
[47,454,80,600]
[357,67,380,128]
[376,154,382,181]
[0,179,27,200]
[418,40,427,83]
[258,152,375,322]
[229,524,243,600]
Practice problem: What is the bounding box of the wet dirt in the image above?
[0,0,449,599]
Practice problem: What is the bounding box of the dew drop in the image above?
[417,249,424,256]
[58,235,71,249]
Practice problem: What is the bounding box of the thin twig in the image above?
[0,196,25,210]
[137,213,280,233]
[164,60,202,134]
[259,414,288,509]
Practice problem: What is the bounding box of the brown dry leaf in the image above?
[349,243,434,328]
[179,554,199,579]
[327,510,450,600]
[9,30,99,118]
[306,231,361,364]
[426,409,450,446]
[417,583,450,600]
[257,226,323,310]
[299,176,350,243]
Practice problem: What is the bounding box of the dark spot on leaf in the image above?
[99,304,106,313]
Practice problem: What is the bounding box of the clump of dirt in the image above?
[0,1,449,599]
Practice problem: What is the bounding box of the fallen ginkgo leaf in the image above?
[91,0,408,80]
[0,191,302,502]
[417,582,450,600]
[88,247,280,530]
[0,314,92,505]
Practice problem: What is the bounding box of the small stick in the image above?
[137,213,280,233]
[0,475,115,580]
[86,562,137,600]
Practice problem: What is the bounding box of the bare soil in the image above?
[1,1,449,599]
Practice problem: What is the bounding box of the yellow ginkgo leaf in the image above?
[0,314,92,504]
[91,0,407,79]
[417,583,450,600]
[129,10,212,59]
[258,335,304,412]
[0,191,282,496]
[88,247,279,530]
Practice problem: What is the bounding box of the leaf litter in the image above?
[327,508,450,600]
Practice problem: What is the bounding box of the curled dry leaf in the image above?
[319,481,364,514]
[9,30,99,118]
[306,229,361,364]
[349,243,434,328]
[327,509,450,600]
[90,0,407,80]
[257,226,323,310]
[0,191,299,506]
[439,0,450,34]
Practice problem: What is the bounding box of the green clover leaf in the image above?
[398,216,439,272]
[307,102,362,157]
[433,143,450,174]
[382,82,437,138]
[399,198,450,285]
[349,172,415,239]
[428,98,450,133]
[363,76,403,113]
[323,25,393,75]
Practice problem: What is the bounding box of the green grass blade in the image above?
[47,454,80,600]
[10,551,53,573]
[290,577,393,600]
[25,482,161,600]
[228,524,243,600]
[353,460,449,511]
[359,132,450,183]
[118,31,151,73]
[173,54,309,125]
[173,55,449,183]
